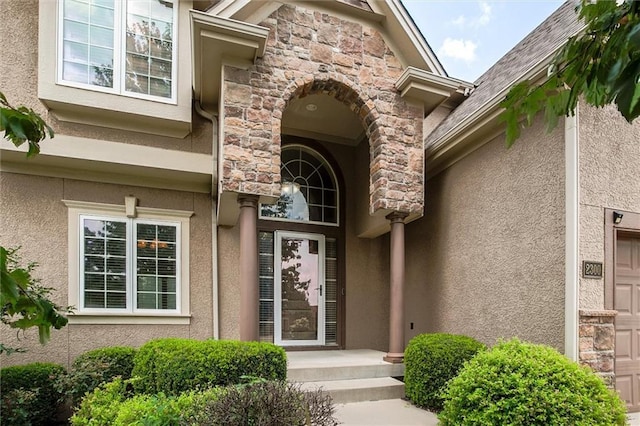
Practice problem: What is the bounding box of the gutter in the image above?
[564,108,579,361]
[426,22,586,166]
[195,101,220,340]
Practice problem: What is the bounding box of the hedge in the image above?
[0,362,66,425]
[132,338,287,395]
[58,346,137,406]
[70,377,225,426]
[404,333,485,411]
[439,338,627,425]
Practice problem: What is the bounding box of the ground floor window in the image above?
[81,215,179,312]
[63,199,192,320]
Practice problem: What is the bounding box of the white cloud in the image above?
[437,38,478,63]
[449,1,492,28]
[451,15,466,27]
[476,1,492,26]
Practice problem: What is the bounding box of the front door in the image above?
[274,231,325,346]
[615,233,640,412]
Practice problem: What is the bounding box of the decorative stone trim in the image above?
[578,309,617,387]
[221,3,424,216]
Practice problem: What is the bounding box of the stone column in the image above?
[238,195,260,341]
[384,212,409,363]
[579,309,617,387]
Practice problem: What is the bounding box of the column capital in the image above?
[237,194,260,209]
[385,211,409,224]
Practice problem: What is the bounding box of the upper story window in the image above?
[59,0,176,102]
[260,145,339,226]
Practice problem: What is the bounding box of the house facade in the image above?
[1,0,640,413]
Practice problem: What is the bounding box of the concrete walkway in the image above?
[335,401,640,426]
[334,399,438,425]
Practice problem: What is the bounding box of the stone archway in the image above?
[220,2,425,218]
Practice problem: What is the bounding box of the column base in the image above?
[383,352,404,363]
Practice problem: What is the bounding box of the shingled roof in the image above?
[425,1,583,148]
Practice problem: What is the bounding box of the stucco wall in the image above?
[406,117,566,350]
[0,0,211,153]
[0,172,213,367]
[578,102,640,310]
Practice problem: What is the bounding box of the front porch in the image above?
[287,349,405,404]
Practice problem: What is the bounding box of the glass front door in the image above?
[274,231,325,346]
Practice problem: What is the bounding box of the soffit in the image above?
[191,11,269,110]
[281,94,365,146]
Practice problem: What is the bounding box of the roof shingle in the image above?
[425,1,583,147]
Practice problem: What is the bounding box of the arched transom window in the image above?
[260,145,338,225]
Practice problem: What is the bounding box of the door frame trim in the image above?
[605,208,640,310]
[274,230,326,346]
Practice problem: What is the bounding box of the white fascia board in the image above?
[191,10,269,107]
[381,0,447,75]
[426,48,562,166]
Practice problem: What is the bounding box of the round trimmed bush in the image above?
[0,362,66,425]
[404,333,485,411]
[132,338,287,395]
[438,338,627,425]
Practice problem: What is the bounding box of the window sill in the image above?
[39,88,191,138]
[67,313,191,325]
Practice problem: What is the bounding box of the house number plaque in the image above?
[582,261,603,278]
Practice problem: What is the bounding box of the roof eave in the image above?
[425,46,564,177]
[191,10,269,111]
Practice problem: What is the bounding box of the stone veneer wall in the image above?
[221,4,424,215]
[579,309,617,386]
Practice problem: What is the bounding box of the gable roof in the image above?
[425,1,583,150]
[207,0,449,76]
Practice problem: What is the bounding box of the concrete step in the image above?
[299,377,405,404]
[288,362,404,382]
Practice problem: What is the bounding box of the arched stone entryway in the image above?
[220,2,426,360]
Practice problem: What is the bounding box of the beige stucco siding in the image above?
[407,117,566,350]
[0,172,213,367]
[0,0,210,153]
[578,102,640,310]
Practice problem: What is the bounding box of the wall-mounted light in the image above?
[281,181,300,195]
[613,211,624,224]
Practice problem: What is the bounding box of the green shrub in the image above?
[0,388,39,426]
[0,362,66,425]
[71,378,223,426]
[132,338,287,395]
[193,380,337,426]
[438,338,627,425]
[404,333,485,411]
[57,346,136,406]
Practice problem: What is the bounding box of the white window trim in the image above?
[64,199,192,325]
[56,0,179,104]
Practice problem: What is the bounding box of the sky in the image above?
[402,0,566,82]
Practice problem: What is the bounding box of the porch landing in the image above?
[287,350,405,403]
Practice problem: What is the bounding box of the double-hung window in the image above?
[59,0,177,101]
[65,199,192,322]
[81,216,180,312]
